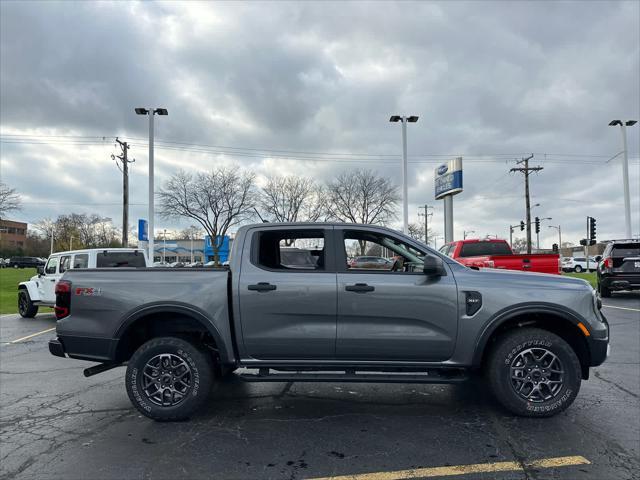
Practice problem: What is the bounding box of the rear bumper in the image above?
[49,335,116,362]
[600,275,640,290]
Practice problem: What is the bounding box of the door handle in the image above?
[247,282,277,292]
[345,283,375,293]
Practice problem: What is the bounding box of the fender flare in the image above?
[18,281,42,302]
[112,302,230,363]
[471,303,590,368]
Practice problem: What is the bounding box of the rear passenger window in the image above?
[73,254,89,269]
[254,230,326,271]
[96,252,146,268]
[59,256,71,273]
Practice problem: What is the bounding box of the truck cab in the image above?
[18,248,148,318]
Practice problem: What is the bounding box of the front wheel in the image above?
[574,265,583,273]
[486,328,581,417]
[126,337,215,421]
[18,290,38,318]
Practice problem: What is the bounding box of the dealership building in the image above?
[151,235,231,264]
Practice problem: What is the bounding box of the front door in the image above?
[238,227,337,360]
[335,228,459,361]
[39,256,64,303]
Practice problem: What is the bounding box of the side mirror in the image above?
[37,265,44,276]
[595,255,602,262]
[423,255,445,276]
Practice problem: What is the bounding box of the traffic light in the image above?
[535,217,540,234]
[520,220,525,231]
[588,217,596,241]
[552,243,559,253]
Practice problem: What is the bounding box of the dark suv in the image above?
[7,257,45,269]
[597,240,640,297]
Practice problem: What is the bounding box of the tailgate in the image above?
[613,256,640,274]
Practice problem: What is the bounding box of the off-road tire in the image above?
[18,289,38,318]
[126,336,214,421]
[598,284,612,298]
[487,328,581,417]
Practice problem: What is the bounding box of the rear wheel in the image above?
[574,265,583,273]
[126,336,215,421]
[18,290,38,318]
[598,284,612,298]
[486,328,581,417]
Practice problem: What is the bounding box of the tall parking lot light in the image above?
[135,107,168,262]
[609,120,637,238]
[390,115,419,234]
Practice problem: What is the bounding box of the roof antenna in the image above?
[253,208,268,223]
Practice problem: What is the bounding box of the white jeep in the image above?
[18,248,149,318]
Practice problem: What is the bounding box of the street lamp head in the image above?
[406,116,419,123]
[626,120,637,126]
[154,108,169,116]
[389,115,402,122]
[135,107,149,115]
[608,120,622,126]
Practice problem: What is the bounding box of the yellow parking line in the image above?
[306,455,590,480]
[4,327,56,345]
[602,304,640,312]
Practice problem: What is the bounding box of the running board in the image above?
[236,368,469,384]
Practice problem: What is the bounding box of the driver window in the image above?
[45,257,59,275]
[343,231,425,273]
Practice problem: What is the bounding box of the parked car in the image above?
[563,257,599,273]
[0,258,9,268]
[7,256,45,269]
[185,262,204,268]
[349,256,394,270]
[440,239,560,275]
[50,223,608,421]
[18,248,148,318]
[597,240,640,297]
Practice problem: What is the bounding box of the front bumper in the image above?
[588,311,610,367]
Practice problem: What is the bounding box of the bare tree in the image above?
[326,169,400,254]
[158,168,257,263]
[408,223,434,245]
[260,175,325,223]
[326,169,400,225]
[180,225,204,240]
[0,183,21,219]
[33,214,120,252]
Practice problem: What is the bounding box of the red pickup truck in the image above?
[439,239,560,275]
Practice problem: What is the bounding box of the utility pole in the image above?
[417,204,433,245]
[113,138,134,248]
[510,154,542,254]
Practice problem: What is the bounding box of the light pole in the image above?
[390,115,419,234]
[70,236,75,251]
[463,230,475,240]
[548,225,562,252]
[135,107,168,263]
[433,235,445,249]
[609,120,637,238]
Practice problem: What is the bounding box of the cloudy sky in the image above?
[1,0,638,247]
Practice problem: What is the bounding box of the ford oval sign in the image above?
[434,157,463,200]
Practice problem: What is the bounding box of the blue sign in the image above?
[204,235,230,262]
[435,157,463,200]
[138,219,148,242]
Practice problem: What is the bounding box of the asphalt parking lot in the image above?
[1,294,638,480]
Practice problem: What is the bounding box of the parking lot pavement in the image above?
[1,294,638,480]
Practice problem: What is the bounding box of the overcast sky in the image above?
[1,0,638,247]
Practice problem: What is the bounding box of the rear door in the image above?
[335,228,459,362]
[611,243,640,275]
[237,226,338,360]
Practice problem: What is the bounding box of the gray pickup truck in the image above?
[49,223,609,421]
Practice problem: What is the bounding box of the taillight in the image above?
[603,257,612,269]
[54,280,71,319]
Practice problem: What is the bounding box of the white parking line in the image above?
[602,304,640,313]
[4,327,56,345]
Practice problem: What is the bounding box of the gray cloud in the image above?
[1,0,638,245]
